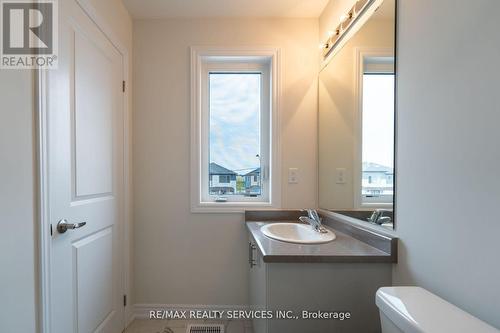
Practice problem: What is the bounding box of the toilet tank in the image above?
[375,287,499,333]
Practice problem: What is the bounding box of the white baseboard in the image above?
[134,304,250,320]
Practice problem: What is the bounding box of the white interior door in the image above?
[47,1,125,332]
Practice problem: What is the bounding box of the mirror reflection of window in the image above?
[361,57,394,205]
[317,0,396,229]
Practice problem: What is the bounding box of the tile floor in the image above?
[124,319,253,333]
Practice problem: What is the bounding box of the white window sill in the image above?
[359,202,394,209]
[191,201,278,214]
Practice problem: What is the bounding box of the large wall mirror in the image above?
[318,0,396,229]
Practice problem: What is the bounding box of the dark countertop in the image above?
[247,221,392,263]
[245,209,398,263]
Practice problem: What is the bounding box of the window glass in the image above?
[208,73,262,197]
[361,73,394,202]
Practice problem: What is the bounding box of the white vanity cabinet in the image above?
[248,238,268,333]
[248,234,392,333]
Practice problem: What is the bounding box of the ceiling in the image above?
[122,0,330,19]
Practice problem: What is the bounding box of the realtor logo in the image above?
[1,0,57,69]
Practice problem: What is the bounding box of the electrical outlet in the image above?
[336,168,346,184]
[288,168,299,184]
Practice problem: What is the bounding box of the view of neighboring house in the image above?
[362,162,394,197]
[209,162,237,194]
[244,167,261,195]
[209,163,261,196]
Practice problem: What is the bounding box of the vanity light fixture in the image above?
[321,0,382,60]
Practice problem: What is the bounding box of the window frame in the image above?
[190,46,281,213]
[354,48,395,209]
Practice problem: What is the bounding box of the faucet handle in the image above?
[368,210,380,222]
[300,208,313,219]
[310,209,321,222]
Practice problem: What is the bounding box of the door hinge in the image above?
[122,80,126,92]
[123,294,127,307]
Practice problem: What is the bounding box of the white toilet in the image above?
[376,287,499,333]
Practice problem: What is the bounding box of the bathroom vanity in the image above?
[246,210,397,333]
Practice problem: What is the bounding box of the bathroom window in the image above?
[191,47,281,212]
[209,72,262,196]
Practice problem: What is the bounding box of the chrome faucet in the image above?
[300,209,328,233]
[368,209,392,225]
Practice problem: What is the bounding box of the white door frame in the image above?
[36,1,132,332]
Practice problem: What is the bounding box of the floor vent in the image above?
[186,323,225,333]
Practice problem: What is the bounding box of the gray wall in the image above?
[394,0,500,329]
[0,71,37,333]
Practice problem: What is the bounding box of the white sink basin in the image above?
[260,223,336,244]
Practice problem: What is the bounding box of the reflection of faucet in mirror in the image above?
[368,209,392,225]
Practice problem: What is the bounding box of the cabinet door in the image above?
[248,235,268,333]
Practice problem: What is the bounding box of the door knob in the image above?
[57,219,87,234]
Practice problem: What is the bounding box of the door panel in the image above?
[74,30,114,198]
[47,1,124,332]
[73,228,113,333]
